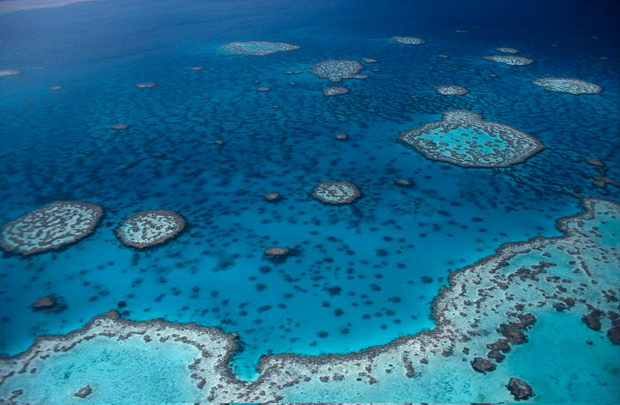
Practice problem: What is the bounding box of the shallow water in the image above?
[0,0,619,399]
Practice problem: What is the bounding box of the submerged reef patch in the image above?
[311,60,365,82]
[391,36,425,45]
[116,210,186,249]
[0,201,102,255]
[399,110,544,168]
[0,69,21,77]
[135,82,157,88]
[532,78,602,95]
[323,87,349,96]
[496,47,519,53]
[435,85,469,96]
[311,182,361,205]
[221,41,300,56]
[1,199,617,403]
[483,55,534,66]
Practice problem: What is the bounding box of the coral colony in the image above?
[0,0,618,403]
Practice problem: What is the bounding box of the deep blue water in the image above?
[0,0,619,381]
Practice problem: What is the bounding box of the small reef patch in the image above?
[0,201,103,255]
[391,36,425,45]
[496,47,519,54]
[135,82,157,88]
[0,69,21,78]
[483,55,534,66]
[532,78,602,95]
[221,41,300,56]
[116,210,186,249]
[311,182,361,205]
[435,85,469,96]
[323,87,349,96]
[399,110,544,168]
[311,60,365,82]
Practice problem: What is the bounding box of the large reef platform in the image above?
[399,110,545,168]
[0,198,618,403]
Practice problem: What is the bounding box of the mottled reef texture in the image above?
[0,198,617,402]
[483,55,534,66]
[221,41,300,56]
[532,78,603,95]
[0,201,102,255]
[115,210,186,249]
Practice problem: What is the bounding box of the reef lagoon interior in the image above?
[0,0,619,403]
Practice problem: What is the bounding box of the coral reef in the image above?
[116,210,186,249]
[483,55,533,66]
[312,60,365,82]
[399,110,544,168]
[323,87,349,96]
[311,182,361,205]
[221,41,300,56]
[0,69,21,77]
[532,78,602,95]
[0,201,103,255]
[435,85,468,96]
[392,36,425,45]
[496,47,519,53]
[0,199,617,403]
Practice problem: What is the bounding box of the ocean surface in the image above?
[0,0,619,401]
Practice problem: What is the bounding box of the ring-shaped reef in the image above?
[116,210,186,249]
[399,110,544,168]
[0,201,103,255]
[532,78,602,95]
[221,41,300,56]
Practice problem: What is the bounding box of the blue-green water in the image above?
[0,0,619,399]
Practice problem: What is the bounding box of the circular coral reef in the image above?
[435,85,469,96]
[311,60,365,82]
[311,182,361,205]
[0,201,103,255]
[483,55,533,66]
[0,69,21,78]
[323,87,349,96]
[399,110,544,168]
[532,78,602,95]
[116,210,186,249]
[392,36,425,45]
[221,41,300,56]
